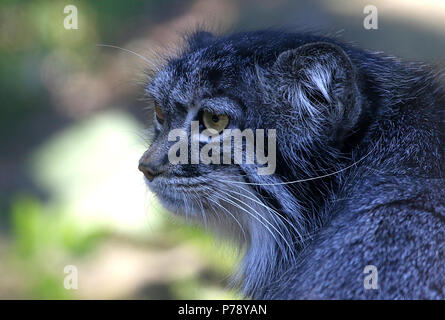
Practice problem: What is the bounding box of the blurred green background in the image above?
[0,0,444,299]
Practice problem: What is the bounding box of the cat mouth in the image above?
[145,175,210,190]
[143,167,248,218]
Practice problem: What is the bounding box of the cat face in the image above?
[140,46,268,235]
[139,31,362,242]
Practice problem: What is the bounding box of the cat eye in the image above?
[202,111,229,134]
[154,102,165,124]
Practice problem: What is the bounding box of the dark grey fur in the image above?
[140,30,445,299]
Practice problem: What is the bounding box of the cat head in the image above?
[139,31,363,243]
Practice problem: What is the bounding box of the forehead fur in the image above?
[147,30,330,110]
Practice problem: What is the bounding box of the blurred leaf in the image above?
[10,196,42,257]
[30,273,73,300]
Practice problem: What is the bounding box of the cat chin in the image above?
[155,193,190,213]
[154,189,206,219]
[144,171,259,243]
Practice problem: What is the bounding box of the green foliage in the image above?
[11,195,108,258]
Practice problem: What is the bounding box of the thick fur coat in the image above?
[141,31,445,299]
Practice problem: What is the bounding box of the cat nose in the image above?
[138,163,162,182]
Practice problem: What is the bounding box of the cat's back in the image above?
[266,175,445,299]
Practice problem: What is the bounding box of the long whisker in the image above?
[96,44,156,66]
[221,185,305,243]
[217,190,295,259]
[216,137,381,186]
[181,183,248,243]
[214,193,282,249]
[222,179,307,229]
[191,188,208,231]
[207,196,248,243]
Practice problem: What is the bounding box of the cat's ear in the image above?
[273,42,361,138]
[187,31,214,50]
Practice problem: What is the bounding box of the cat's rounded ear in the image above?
[187,31,215,50]
[273,42,362,138]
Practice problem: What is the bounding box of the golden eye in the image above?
[154,102,165,124]
[202,111,229,134]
